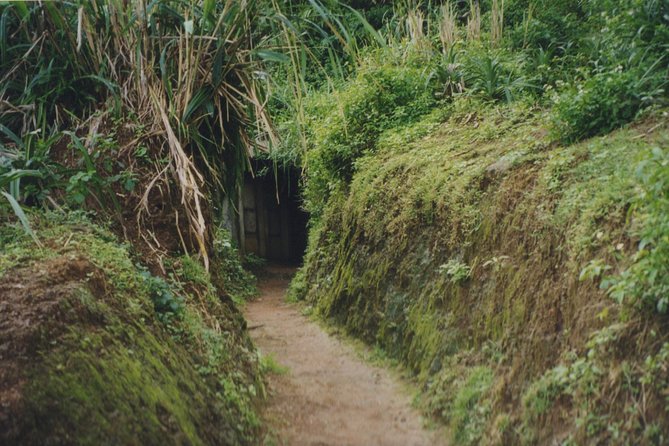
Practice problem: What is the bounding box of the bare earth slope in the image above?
[245,267,442,446]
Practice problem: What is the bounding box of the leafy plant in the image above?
[450,366,493,445]
[0,0,283,269]
[439,259,472,284]
[427,47,465,99]
[551,64,666,143]
[465,54,536,103]
[603,146,669,313]
[242,253,267,273]
[259,352,289,375]
[0,165,45,243]
[212,227,257,303]
[139,269,185,324]
[579,259,612,282]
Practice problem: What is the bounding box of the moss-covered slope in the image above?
[0,213,262,445]
[294,101,669,444]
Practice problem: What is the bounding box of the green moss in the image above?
[295,92,669,443]
[23,319,213,445]
[1,212,263,445]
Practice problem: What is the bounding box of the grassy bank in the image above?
[292,98,669,444]
[0,211,263,445]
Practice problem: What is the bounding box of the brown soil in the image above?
[0,255,104,439]
[245,266,444,446]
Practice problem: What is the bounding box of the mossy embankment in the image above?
[0,212,263,445]
[293,100,669,444]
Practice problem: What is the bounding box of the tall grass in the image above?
[406,9,428,49]
[0,0,277,267]
[466,0,481,42]
[438,3,458,53]
[491,0,504,47]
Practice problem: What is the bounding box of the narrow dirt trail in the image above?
[245,266,441,446]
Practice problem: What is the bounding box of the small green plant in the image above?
[522,364,570,421]
[287,267,308,302]
[482,255,510,273]
[579,258,612,282]
[465,54,536,103]
[212,227,257,303]
[450,366,493,445]
[439,259,472,284]
[0,168,43,245]
[427,47,465,99]
[242,253,267,273]
[259,353,289,375]
[139,269,184,325]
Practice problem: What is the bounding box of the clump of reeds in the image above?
[438,2,458,53]
[491,0,505,47]
[1,0,277,268]
[467,0,481,41]
[406,9,428,49]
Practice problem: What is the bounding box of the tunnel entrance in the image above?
[238,160,308,265]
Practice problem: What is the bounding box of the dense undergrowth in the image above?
[286,1,669,444]
[2,0,669,444]
[0,210,262,445]
[294,97,669,444]
[0,2,279,442]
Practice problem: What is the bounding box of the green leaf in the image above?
[183,87,213,122]
[254,50,290,64]
[1,191,41,246]
[0,169,42,190]
[0,124,23,148]
[183,19,193,34]
[341,4,387,48]
[80,75,119,95]
[123,177,136,191]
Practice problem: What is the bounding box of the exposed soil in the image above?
[245,266,443,446]
[0,255,104,440]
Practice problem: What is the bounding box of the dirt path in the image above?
[245,266,442,446]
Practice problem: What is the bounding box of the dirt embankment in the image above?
[293,109,669,444]
[246,267,443,446]
[0,218,263,446]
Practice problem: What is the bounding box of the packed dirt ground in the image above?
[245,267,442,446]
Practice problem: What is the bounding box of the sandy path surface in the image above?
[245,266,442,446]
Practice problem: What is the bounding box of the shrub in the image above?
[504,0,587,52]
[314,63,434,182]
[212,227,257,303]
[550,65,665,143]
[303,58,436,216]
[604,146,669,313]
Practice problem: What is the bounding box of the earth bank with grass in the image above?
[291,101,669,444]
[2,0,669,444]
[0,212,263,445]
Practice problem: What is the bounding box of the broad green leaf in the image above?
[1,191,41,246]
[254,50,290,64]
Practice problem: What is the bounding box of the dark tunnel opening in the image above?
[237,159,308,265]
